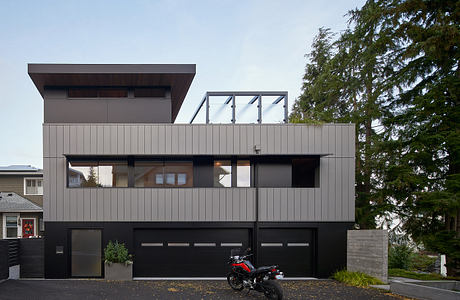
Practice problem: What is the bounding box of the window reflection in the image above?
[164,162,193,187]
[214,160,232,187]
[134,161,193,187]
[134,161,163,187]
[68,161,128,187]
[237,160,251,187]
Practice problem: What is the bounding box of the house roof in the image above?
[0,165,41,171]
[0,192,43,212]
[0,165,43,176]
[28,64,196,122]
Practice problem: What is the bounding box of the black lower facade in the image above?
[44,221,353,279]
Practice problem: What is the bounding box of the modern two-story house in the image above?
[0,165,44,239]
[29,64,355,279]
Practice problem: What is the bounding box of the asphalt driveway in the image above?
[0,279,403,300]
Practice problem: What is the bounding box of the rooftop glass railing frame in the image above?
[189,91,288,124]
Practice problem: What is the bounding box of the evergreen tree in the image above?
[381,0,460,275]
[292,0,395,229]
[292,0,460,274]
[84,166,98,187]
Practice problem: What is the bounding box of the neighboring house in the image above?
[0,165,44,239]
[29,64,355,279]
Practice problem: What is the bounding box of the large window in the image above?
[135,161,193,187]
[68,160,128,187]
[213,160,251,187]
[24,178,43,195]
[66,157,255,188]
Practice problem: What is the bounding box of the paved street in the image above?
[0,279,404,300]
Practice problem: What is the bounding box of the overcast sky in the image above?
[0,0,364,169]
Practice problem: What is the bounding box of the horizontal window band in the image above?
[261,243,283,247]
[194,243,216,247]
[287,243,309,247]
[141,243,163,247]
[167,243,190,247]
[220,243,242,247]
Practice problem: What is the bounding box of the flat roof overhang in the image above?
[28,64,196,122]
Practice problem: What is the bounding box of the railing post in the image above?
[284,92,288,123]
[258,95,262,124]
[232,94,236,124]
[205,93,210,124]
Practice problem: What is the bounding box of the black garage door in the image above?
[134,228,251,277]
[258,228,314,277]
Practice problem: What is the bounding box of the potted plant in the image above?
[104,240,133,280]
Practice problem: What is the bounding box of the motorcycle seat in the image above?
[253,265,276,274]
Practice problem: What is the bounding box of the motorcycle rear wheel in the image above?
[262,280,283,300]
[227,272,244,291]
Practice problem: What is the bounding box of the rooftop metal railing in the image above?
[190,91,288,124]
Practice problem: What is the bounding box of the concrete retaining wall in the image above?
[391,281,460,300]
[347,230,388,283]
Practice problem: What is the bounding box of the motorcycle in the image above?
[227,248,284,299]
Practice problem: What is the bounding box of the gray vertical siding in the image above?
[258,158,355,221]
[44,123,355,222]
[44,123,354,157]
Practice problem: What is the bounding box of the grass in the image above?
[332,270,383,287]
[389,268,460,281]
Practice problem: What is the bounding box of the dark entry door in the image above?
[71,229,102,277]
[258,228,314,277]
[134,228,250,277]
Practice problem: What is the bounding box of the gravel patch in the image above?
[0,279,409,299]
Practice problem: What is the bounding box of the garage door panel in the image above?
[258,228,314,277]
[134,228,250,277]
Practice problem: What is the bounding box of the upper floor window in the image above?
[236,160,250,187]
[134,87,166,98]
[292,158,320,188]
[213,160,251,187]
[68,160,128,188]
[214,161,232,187]
[24,178,43,195]
[134,160,193,187]
[66,157,256,188]
[68,87,128,98]
[67,87,167,98]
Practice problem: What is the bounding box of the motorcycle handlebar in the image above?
[231,253,253,260]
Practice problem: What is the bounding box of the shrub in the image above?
[104,240,133,264]
[388,244,413,270]
[332,270,383,287]
[389,268,460,281]
[410,253,437,272]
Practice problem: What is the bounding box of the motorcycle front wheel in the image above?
[262,280,283,300]
[227,272,244,291]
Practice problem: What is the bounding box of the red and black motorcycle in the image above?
[227,248,284,299]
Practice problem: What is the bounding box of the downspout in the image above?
[253,156,260,266]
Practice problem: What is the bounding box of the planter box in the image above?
[105,263,132,280]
